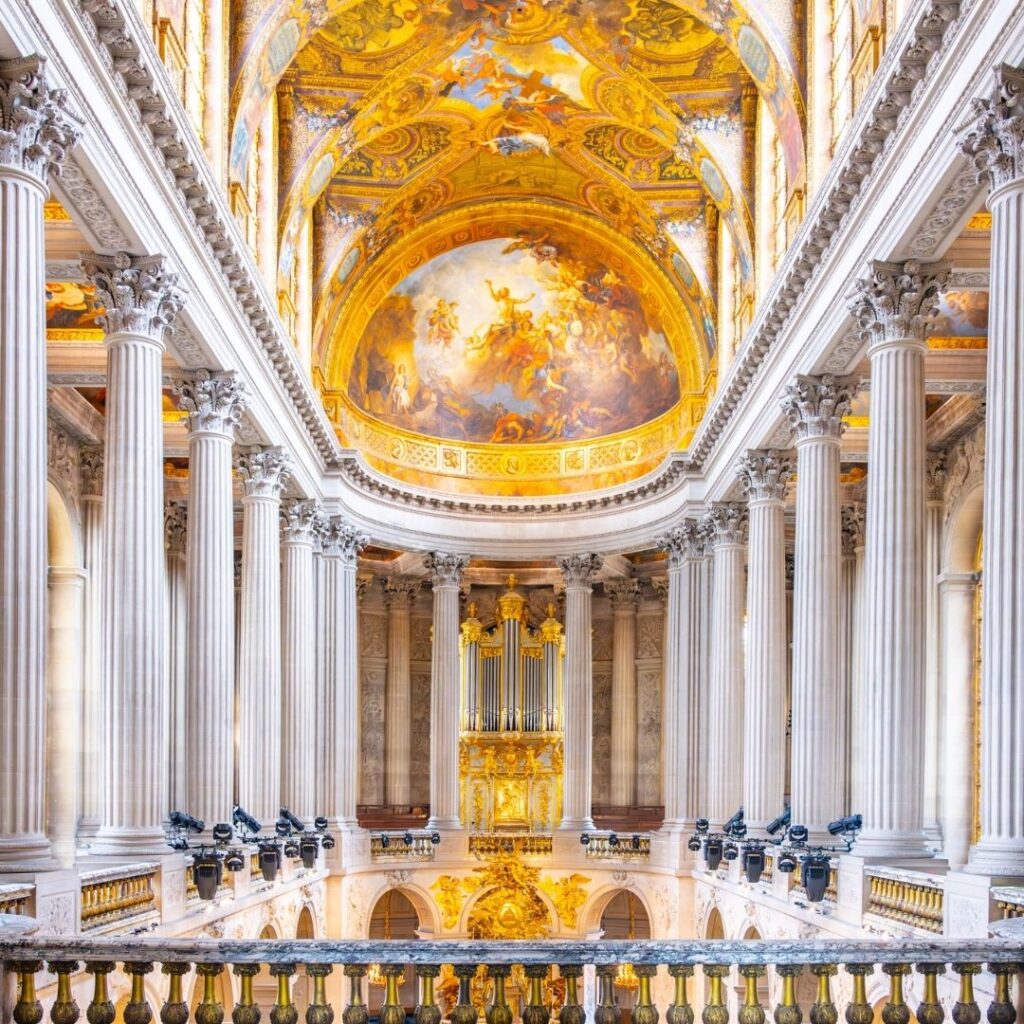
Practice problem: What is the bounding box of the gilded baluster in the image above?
[986,963,1021,1024]
[843,966,872,1024]
[702,965,730,1024]
[12,960,43,1024]
[558,965,585,1024]
[738,966,766,1024]
[880,965,911,1024]
[594,965,618,1024]
[48,961,81,1024]
[160,963,191,1024]
[84,961,115,1024]
[306,964,335,1024]
[915,964,944,1024]
[270,964,299,1024]
[232,964,262,1024]
[632,965,659,1024]
[342,965,369,1024]
[381,966,406,1024]
[486,966,513,1024]
[667,965,694,1024]
[124,962,155,1024]
[414,965,441,1024]
[773,966,803,1024]
[523,965,551,1024]
[451,965,480,1024]
[951,965,982,1024]
[809,966,837,1024]
[196,964,227,1024]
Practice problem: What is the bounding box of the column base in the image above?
[88,826,173,858]
[851,828,934,860]
[557,816,595,832]
[0,833,58,871]
[965,837,1024,878]
[425,817,463,831]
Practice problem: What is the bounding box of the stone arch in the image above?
[578,884,654,937]
[943,478,983,574]
[365,880,440,938]
[296,904,317,939]
[704,906,725,939]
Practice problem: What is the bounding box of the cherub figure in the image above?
[426,297,460,348]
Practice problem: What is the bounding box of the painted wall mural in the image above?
[346,233,680,445]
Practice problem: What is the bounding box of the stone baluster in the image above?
[384,576,420,807]
[607,578,642,807]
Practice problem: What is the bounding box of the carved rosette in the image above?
[384,574,421,605]
[959,63,1024,192]
[738,449,793,502]
[840,504,865,556]
[82,252,185,340]
[605,577,642,610]
[0,56,82,182]
[173,369,249,436]
[781,375,854,441]
[234,445,293,499]
[702,503,748,548]
[849,259,950,347]
[79,445,104,498]
[556,553,603,588]
[425,552,469,588]
[164,501,187,555]
[320,516,369,566]
[659,519,704,566]
[280,499,321,543]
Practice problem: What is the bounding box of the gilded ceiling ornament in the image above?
[538,873,591,929]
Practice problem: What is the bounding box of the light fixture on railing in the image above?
[614,893,641,992]
[368,891,404,988]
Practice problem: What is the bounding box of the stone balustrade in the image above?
[0,886,32,918]
[467,834,553,858]
[370,834,438,860]
[992,886,1024,920]
[583,833,650,860]
[866,868,945,934]
[79,864,158,933]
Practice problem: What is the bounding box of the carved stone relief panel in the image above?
[360,612,388,659]
[636,611,663,660]
[360,667,386,804]
[592,616,613,662]
[411,615,432,663]
[592,668,612,803]
[410,671,432,805]
[636,667,662,804]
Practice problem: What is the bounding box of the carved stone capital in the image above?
[556,553,602,588]
[384,575,421,606]
[0,56,82,183]
[959,63,1024,192]
[849,259,950,347]
[82,252,185,340]
[658,519,705,565]
[356,573,374,601]
[702,503,748,547]
[738,448,793,502]
[649,575,669,603]
[425,552,469,588]
[79,445,104,497]
[781,375,854,441]
[234,446,292,499]
[173,369,248,436]
[605,577,642,611]
[164,501,187,554]
[320,515,369,565]
[841,504,865,556]
[926,451,948,502]
[280,498,320,543]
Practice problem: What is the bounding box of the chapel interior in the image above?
[0,0,1021,1018]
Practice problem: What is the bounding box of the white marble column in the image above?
[960,65,1024,873]
[556,554,602,830]
[84,253,184,856]
[703,505,748,823]
[174,370,248,829]
[78,448,104,840]
[782,374,853,836]
[658,522,705,829]
[923,455,946,844]
[235,447,292,824]
[164,502,188,813]
[312,530,327,814]
[850,258,948,857]
[607,578,641,807]
[738,450,792,831]
[384,576,419,807]
[321,516,368,829]
[698,538,714,814]
[0,57,80,867]
[425,553,469,830]
[840,505,865,814]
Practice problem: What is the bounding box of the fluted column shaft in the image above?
[608,579,641,807]
[425,554,468,829]
[659,523,705,828]
[384,578,418,806]
[739,452,792,830]
[235,448,291,824]
[165,503,188,813]
[0,57,80,866]
[86,254,183,855]
[176,370,247,828]
[840,506,865,813]
[281,501,318,821]
[923,461,945,843]
[703,507,747,822]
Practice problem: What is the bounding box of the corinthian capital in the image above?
[959,63,1024,192]
[840,504,865,556]
[79,445,104,497]
[164,501,187,555]
[849,259,950,347]
[82,252,185,340]
[234,446,293,499]
[173,369,249,436]
[280,499,321,543]
[738,449,794,502]
[702,503,748,547]
[384,575,421,605]
[658,519,704,566]
[556,553,603,588]
[320,515,369,565]
[425,552,469,588]
[781,375,854,441]
[0,56,82,182]
[605,577,642,611]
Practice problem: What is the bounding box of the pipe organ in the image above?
[460,577,564,831]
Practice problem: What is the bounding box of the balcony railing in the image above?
[79,864,158,933]
[468,834,553,858]
[993,886,1024,919]
[0,885,32,918]
[866,868,945,934]
[1,932,1021,1024]
[583,834,650,860]
[370,834,438,860]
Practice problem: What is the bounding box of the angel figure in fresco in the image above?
[388,363,412,416]
[426,298,460,349]
[487,279,535,322]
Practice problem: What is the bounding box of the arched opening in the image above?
[367,889,421,1016]
[189,967,234,1018]
[45,481,85,866]
[598,890,652,1022]
[704,907,725,940]
[293,910,317,1012]
[740,927,769,1005]
[253,923,281,1009]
